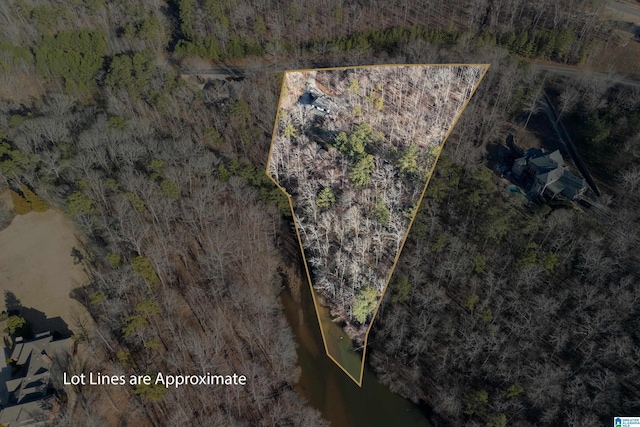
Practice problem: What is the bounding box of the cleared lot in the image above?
[0,194,92,336]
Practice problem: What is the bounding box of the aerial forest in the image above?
[0,0,638,425]
[269,66,485,341]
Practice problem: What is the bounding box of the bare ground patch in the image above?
[0,196,93,336]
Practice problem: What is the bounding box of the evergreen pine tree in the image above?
[21,185,48,212]
[9,189,31,215]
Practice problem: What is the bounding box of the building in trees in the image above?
[512,149,587,199]
[0,332,71,426]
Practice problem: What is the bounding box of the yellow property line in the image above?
[265,63,490,386]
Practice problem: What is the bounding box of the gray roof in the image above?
[4,333,70,407]
[536,167,564,185]
[529,150,564,171]
[513,157,527,167]
[0,398,49,426]
[515,149,586,199]
[558,171,587,199]
[546,180,565,196]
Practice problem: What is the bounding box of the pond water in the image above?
[314,300,362,382]
[281,281,432,427]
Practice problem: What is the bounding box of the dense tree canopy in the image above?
[0,0,635,424]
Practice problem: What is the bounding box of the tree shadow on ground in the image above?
[68,286,94,342]
[4,291,21,312]
[608,20,638,34]
[18,307,71,338]
[305,116,339,150]
[4,291,72,339]
[70,246,84,265]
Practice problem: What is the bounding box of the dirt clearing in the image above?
[0,194,92,336]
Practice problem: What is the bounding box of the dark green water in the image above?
[315,301,363,382]
[281,283,432,427]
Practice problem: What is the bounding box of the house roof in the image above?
[529,150,564,171]
[536,167,564,185]
[513,157,527,168]
[546,180,565,195]
[0,398,49,426]
[558,171,587,199]
[516,149,587,199]
[5,333,70,406]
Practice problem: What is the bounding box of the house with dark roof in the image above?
[512,149,587,200]
[0,332,71,426]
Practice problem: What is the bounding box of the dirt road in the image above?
[607,0,640,20]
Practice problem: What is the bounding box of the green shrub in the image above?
[132,381,167,401]
[135,299,161,316]
[397,145,419,175]
[21,185,48,212]
[9,190,31,215]
[507,384,524,398]
[471,254,487,274]
[464,294,480,311]
[34,30,107,93]
[372,199,390,224]
[352,287,378,323]
[7,315,26,335]
[122,313,146,337]
[349,154,374,188]
[106,253,121,268]
[486,413,507,427]
[464,389,489,415]
[125,193,146,212]
[160,180,180,199]
[283,123,297,139]
[316,187,335,208]
[479,307,493,322]
[66,191,95,216]
[107,116,127,130]
[89,292,106,305]
[131,257,160,285]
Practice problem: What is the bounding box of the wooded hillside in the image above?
[0,0,636,425]
[269,66,485,341]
